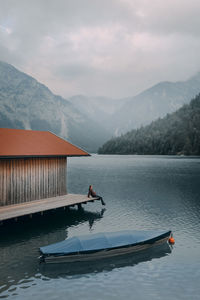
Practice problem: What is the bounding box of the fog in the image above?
[1,0,200,98]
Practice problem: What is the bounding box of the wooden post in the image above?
[77,203,82,210]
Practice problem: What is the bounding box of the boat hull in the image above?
[41,234,170,264]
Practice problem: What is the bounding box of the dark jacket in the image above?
[88,187,96,197]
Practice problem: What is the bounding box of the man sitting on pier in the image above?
[88,185,106,206]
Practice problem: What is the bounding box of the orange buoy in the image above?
[169,237,175,244]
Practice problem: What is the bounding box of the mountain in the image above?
[68,95,124,124]
[98,93,200,155]
[0,61,111,152]
[69,73,200,136]
[109,74,200,134]
[1,60,200,153]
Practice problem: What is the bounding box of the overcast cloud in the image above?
[0,0,200,98]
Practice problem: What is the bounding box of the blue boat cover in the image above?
[40,230,170,255]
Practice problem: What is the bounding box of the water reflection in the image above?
[0,207,106,244]
[1,155,200,300]
[39,243,172,278]
[0,207,105,294]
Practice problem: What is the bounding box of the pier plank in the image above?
[0,194,99,222]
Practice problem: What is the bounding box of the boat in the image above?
[39,230,172,263]
[39,243,172,276]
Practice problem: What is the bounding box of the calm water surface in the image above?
[0,155,200,299]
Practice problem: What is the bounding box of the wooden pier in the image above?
[0,194,99,223]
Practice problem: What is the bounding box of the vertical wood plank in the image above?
[6,160,10,205]
[17,159,20,204]
[48,158,50,198]
[5,160,7,205]
[61,158,64,195]
[65,157,68,194]
[46,158,49,198]
[14,159,17,204]
[2,160,5,205]
[37,158,40,200]
[29,158,31,202]
[19,159,22,203]
[22,159,25,203]
[26,159,28,202]
[55,158,57,197]
[34,158,37,201]
[24,159,27,202]
[33,158,36,201]
[38,158,40,199]
[40,157,42,199]
[0,156,68,206]
[0,161,4,206]
[50,158,52,197]
[29,158,31,201]
[10,159,12,204]
[0,161,2,206]
[42,158,45,199]
[3,160,6,205]
[53,158,56,197]
[0,161,4,205]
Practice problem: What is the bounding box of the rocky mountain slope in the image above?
[0,61,111,152]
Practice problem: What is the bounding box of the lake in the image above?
[0,155,200,299]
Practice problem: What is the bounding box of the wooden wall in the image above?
[0,157,67,206]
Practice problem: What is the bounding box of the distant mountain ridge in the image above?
[69,73,200,136]
[1,60,200,153]
[98,93,200,155]
[0,61,111,152]
[68,95,125,126]
[108,73,200,134]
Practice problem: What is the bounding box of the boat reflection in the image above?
[39,242,172,278]
[0,207,106,294]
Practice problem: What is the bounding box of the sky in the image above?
[0,0,200,99]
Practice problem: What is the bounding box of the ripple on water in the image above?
[0,155,200,299]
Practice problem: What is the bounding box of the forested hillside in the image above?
[98,94,200,155]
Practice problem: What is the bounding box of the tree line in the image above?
[98,93,200,155]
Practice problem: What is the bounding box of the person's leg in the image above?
[97,195,106,206]
[101,198,106,205]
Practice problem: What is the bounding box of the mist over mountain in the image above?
[0,61,111,152]
[112,73,200,134]
[98,94,200,155]
[1,61,200,154]
[70,73,200,136]
[68,95,125,125]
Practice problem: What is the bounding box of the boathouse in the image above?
[0,128,89,207]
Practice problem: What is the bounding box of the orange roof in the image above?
[0,128,89,157]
